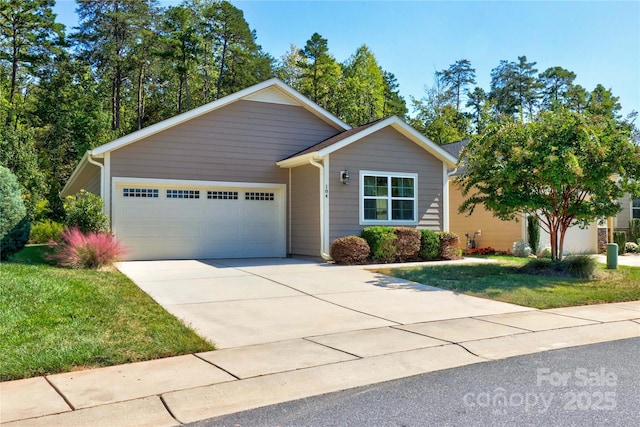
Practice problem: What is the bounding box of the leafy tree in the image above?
[0,0,63,125]
[160,5,199,113]
[341,44,385,125]
[564,84,589,113]
[205,1,273,100]
[438,59,476,112]
[538,66,576,110]
[489,56,542,120]
[466,86,494,132]
[74,0,158,131]
[0,123,47,217]
[458,108,640,261]
[275,44,305,91]
[382,70,407,118]
[298,33,342,109]
[587,84,622,119]
[410,76,470,144]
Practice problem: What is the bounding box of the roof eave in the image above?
[60,152,90,198]
[276,152,322,168]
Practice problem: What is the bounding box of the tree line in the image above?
[0,0,636,222]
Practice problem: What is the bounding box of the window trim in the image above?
[359,170,418,225]
[632,197,640,220]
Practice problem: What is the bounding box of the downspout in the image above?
[86,154,106,215]
[309,158,332,261]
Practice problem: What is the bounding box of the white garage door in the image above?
[113,181,286,260]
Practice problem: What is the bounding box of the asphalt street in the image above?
[189,338,640,427]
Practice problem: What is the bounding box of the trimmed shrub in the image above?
[527,216,540,254]
[48,228,126,269]
[330,236,370,265]
[419,229,440,260]
[361,226,397,263]
[630,219,640,244]
[0,166,29,260]
[64,190,109,233]
[1,217,31,261]
[613,231,626,255]
[625,242,638,253]
[562,254,597,279]
[437,232,460,260]
[29,219,65,244]
[512,239,531,257]
[394,227,421,261]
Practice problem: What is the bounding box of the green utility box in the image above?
[606,243,618,269]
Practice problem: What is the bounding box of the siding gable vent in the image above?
[242,87,299,106]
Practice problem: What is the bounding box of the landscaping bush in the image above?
[0,166,30,260]
[613,231,626,255]
[527,216,540,254]
[361,226,397,263]
[48,228,126,269]
[1,217,31,261]
[394,227,421,261]
[437,232,460,260]
[630,219,640,244]
[562,254,597,279]
[419,229,440,260]
[330,236,370,265]
[29,219,65,244]
[625,242,639,254]
[64,190,109,233]
[512,239,531,257]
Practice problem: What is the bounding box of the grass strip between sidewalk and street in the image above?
[375,256,640,309]
[1,246,214,381]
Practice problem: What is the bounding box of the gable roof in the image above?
[441,139,470,159]
[90,78,350,157]
[277,116,458,168]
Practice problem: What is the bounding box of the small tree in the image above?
[458,108,640,261]
[64,190,110,233]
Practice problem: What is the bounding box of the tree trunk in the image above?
[137,63,145,130]
[216,39,228,100]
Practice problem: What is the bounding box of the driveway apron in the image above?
[116,258,532,348]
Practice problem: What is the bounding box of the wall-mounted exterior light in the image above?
[340,170,350,184]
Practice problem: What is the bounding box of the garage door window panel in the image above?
[167,189,200,199]
[123,188,158,198]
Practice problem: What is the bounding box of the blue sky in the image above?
[52,0,639,117]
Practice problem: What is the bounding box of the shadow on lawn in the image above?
[370,263,584,294]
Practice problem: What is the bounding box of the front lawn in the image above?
[376,257,640,309]
[0,246,214,381]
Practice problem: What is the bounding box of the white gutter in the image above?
[309,158,332,261]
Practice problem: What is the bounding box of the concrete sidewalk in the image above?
[1,258,639,426]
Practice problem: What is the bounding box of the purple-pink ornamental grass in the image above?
[48,228,126,269]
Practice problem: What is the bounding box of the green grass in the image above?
[0,246,214,381]
[376,256,640,309]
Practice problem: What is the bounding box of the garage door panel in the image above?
[114,182,285,260]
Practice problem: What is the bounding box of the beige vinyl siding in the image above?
[328,127,444,243]
[109,100,339,184]
[616,194,632,229]
[64,162,102,197]
[290,165,320,256]
[449,180,522,252]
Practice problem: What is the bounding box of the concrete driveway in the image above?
[116,258,532,348]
